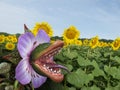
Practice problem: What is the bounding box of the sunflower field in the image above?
[0,22,120,90]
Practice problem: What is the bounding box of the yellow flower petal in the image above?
[31,22,53,37]
[89,36,99,49]
[5,42,15,50]
[63,25,80,44]
[0,35,5,43]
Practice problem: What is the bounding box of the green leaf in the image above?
[2,51,21,64]
[105,85,120,90]
[112,56,120,64]
[63,86,76,90]
[65,64,73,71]
[104,65,120,79]
[77,56,91,66]
[68,87,76,90]
[67,69,94,88]
[67,72,83,88]
[104,52,113,57]
[92,68,105,77]
[5,85,13,90]
[0,62,11,74]
[81,85,100,90]
[76,69,94,85]
[91,61,105,77]
[63,50,78,59]
[38,80,64,90]
[54,52,66,62]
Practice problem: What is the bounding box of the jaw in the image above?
[33,60,64,82]
[31,40,65,82]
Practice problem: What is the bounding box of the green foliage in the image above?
[54,45,120,90]
[1,33,120,89]
[0,62,11,74]
[0,32,20,90]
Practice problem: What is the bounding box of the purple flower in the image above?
[15,30,50,88]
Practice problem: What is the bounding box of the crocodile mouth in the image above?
[32,40,68,82]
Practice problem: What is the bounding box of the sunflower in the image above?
[63,26,80,44]
[0,35,5,43]
[89,36,99,49]
[83,39,89,46]
[5,42,15,50]
[111,41,119,50]
[5,35,14,42]
[111,38,120,50]
[11,35,18,43]
[31,22,53,37]
[98,41,105,47]
[103,42,109,47]
[63,39,72,46]
[74,40,82,46]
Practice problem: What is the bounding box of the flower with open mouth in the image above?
[15,30,68,88]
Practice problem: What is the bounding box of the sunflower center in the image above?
[66,30,76,39]
[114,42,119,47]
[5,43,15,50]
[0,38,4,43]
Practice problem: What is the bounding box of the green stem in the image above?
[31,84,34,90]
[0,45,2,55]
[64,79,67,89]
[67,47,70,53]
[14,80,19,90]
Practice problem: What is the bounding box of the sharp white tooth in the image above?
[50,68,53,71]
[53,70,57,73]
[46,66,49,69]
[56,71,60,73]
[43,64,46,67]
[57,70,61,73]
[54,51,57,54]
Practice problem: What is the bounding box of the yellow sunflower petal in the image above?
[63,25,80,44]
[111,38,120,50]
[31,22,53,37]
[0,35,5,43]
[5,42,15,50]
[89,36,99,49]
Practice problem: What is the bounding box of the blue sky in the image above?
[0,0,120,39]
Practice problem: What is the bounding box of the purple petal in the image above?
[15,58,32,85]
[17,32,35,58]
[35,30,50,44]
[31,70,47,88]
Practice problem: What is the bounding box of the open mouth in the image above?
[31,40,68,82]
